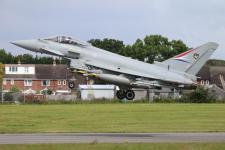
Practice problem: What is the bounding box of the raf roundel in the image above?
[193,53,200,60]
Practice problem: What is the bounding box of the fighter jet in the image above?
[11,36,219,100]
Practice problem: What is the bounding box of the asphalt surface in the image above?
[0,133,225,144]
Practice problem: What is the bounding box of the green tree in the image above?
[188,87,215,103]
[130,39,146,61]
[14,54,34,64]
[142,35,188,63]
[10,85,20,93]
[41,89,52,95]
[0,49,14,63]
[3,92,13,101]
[36,56,54,64]
[169,40,189,59]
[88,38,125,54]
[0,48,69,65]
[88,35,189,64]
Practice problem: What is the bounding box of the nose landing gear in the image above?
[68,81,75,89]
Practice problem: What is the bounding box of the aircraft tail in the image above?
[159,42,219,75]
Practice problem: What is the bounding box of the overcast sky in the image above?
[0,0,225,59]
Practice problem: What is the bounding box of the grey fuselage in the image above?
[11,38,195,88]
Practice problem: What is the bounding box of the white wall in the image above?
[5,65,35,74]
[81,89,115,100]
[79,85,115,100]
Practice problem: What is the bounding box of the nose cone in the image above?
[11,40,38,52]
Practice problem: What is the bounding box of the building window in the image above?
[205,80,209,85]
[200,80,204,85]
[24,80,32,86]
[63,80,66,85]
[3,79,6,85]
[42,80,50,86]
[10,80,14,85]
[24,67,29,73]
[9,66,18,72]
[58,80,61,85]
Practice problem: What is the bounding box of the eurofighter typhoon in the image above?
[11,36,218,100]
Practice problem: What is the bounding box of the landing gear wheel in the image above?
[116,90,126,100]
[68,81,75,89]
[126,90,135,100]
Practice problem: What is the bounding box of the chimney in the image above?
[18,59,21,65]
[53,58,56,66]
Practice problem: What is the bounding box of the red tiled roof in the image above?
[35,64,73,79]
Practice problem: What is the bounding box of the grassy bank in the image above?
[0,143,225,150]
[0,104,225,133]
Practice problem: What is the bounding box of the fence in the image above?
[1,88,180,103]
[1,92,45,103]
[46,95,77,101]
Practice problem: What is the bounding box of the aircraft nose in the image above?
[11,40,38,52]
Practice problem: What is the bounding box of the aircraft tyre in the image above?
[68,81,75,89]
[116,90,126,99]
[125,90,135,100]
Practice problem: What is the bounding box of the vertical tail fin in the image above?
[161,42,219,75]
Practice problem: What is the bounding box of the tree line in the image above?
[0,49,69,64]
[89,35,189,63]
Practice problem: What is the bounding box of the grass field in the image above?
[0,104,225,133]
[0,143,225,150]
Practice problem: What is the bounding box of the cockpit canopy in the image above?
[44,36,89,47]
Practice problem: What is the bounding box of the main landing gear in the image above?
[116,90,135,100]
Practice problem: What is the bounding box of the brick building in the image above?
[2,64,87,94]
[197,65,225,89]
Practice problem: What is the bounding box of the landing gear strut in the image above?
[116,90,135,100]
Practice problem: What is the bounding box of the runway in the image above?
[0,133,225,144]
